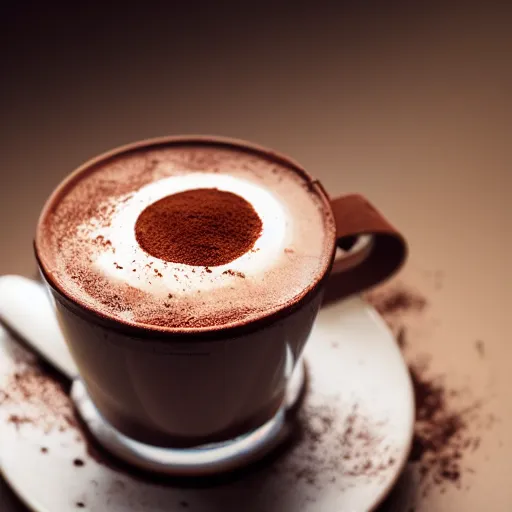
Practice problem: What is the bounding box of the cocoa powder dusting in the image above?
[39,145,332,331]
[135,188,262,266]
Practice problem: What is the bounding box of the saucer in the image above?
[0,296,414,512]
[68,358,306,476]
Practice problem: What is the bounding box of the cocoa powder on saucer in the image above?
[0,355,74,433]
[279,400,397,488]
[0,280,496,504]
[0,349,397,491]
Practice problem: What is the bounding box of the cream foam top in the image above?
[36,140,335,330]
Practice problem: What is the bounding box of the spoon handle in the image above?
[0,275,77,379]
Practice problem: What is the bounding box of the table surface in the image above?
[1,3,510,511]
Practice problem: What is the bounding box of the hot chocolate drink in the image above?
[33,136,405,450]
[36,138,336,331]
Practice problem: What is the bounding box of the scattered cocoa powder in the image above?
[275,400,396,488]
[222,269,246,279]
[135,188,262,267]
[396,327,407,350]
[407,340,481,489]
[0,355,74,433]
[8,414,33,429]
[366,283,495,500]
[93,235,112,249]
[475,340,485,358]
[366,286,427,316]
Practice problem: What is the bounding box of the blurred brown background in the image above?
[1,2,510,510]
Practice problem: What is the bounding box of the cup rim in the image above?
[34,135,337,339]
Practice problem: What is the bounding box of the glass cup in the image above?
[34,136,407,453]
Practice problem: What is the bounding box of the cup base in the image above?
[70,359,306,477]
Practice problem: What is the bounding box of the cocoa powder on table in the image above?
[405,332,485,491]
[366,284,494,499]
[369,289,427,316]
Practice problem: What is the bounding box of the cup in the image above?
[34,136,407,449]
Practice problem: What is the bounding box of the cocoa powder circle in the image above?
[135,188,262,266]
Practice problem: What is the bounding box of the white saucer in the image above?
[0,296,414,512]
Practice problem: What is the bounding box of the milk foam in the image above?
[83,173,289,299]
[37,141,334,329]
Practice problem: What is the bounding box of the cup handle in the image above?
[324,194,407,302]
